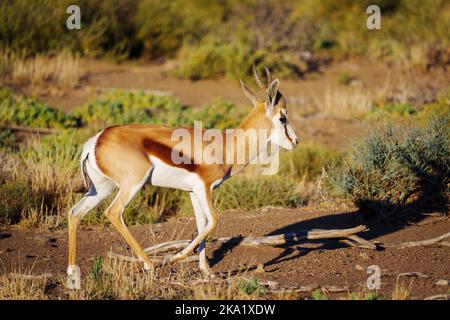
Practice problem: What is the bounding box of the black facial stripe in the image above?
[284,124,293,143]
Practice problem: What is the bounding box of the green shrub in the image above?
[194,100,249,129]
[174,38,302,80]
[0,127,18,149]
[330,116,450,217]
[0,131,80,225]
[214,176,304,211]
[239,277,267,296]
[0,179,32,224]
[416,96,450,124]
[280,141,342,181]
[74,90,192,128]
[75,90,250,130]
[367,103,417,120]
[311,289,327,300]
[0,88,79,128]
[122,186,190,225]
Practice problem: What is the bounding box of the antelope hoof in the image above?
[67,265,81,290]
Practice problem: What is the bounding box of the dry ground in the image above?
[1,208,449,299]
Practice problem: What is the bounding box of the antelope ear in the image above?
[240,79,260,106]
[267,79,279,101]
[266,79,280,115]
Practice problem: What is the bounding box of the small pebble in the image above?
[435,279,449,286]
[255,263,265,273]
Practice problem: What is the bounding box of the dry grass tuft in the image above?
[0,258,278,300]
[316,87,375,118]
[0,271,50,300]
[0,49,82,87]
[391,279,412,300]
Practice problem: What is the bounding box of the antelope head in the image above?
[240,65,298,150]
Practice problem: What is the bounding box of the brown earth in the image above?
[1,208,449,299]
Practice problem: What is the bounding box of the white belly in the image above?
[148,156,201,191]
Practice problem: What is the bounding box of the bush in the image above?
[0,128,18,149]
[239,277,267,296]
[74,90,192,128]
[75,90,250,129]
[193,100,249,129]
[0,131,80,225]
[0,88,79,128]
[280,141,342,181]
[214,176,304,211]
[367,103,417,120]
[174,38,302,80]
[330,116,449,217]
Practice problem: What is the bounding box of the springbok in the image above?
[67,67,298,287]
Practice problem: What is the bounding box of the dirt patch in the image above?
[1,208,448,299]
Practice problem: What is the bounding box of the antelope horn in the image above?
[253,64,266,89]
[264,66,272,85]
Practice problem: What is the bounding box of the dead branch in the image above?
[268,285,349,294]
[107,251,199,265]
[424,294,449,300]
[8,273,52,280]
[4,125,56,134]
[108,226,450,268]
[144,225,374,255]
[382,271,432,278]
[380,232,450,249]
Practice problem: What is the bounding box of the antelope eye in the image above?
[280,116,287,124]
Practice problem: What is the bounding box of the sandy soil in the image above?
[1,208,449,299]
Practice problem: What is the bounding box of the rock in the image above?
[265,280,278,289]
[28,235,47,243]
[255,263,265,273]
[435,279,449,286]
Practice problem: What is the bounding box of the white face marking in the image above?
[269,109,297,150]
[148,156,202,192]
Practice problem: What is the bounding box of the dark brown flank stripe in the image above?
[142,138,199,172]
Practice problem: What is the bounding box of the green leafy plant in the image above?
[91,256,104,279]
[280,141,342,181]
[214,176,304,211]
[311,289,327,300]
[239,277,267,296]
[0,88,79,128]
